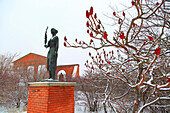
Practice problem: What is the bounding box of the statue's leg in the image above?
[47,51,50,71]
[49,71,52,79]
[51,53,56,80]
[52,70,55,80]
[51,62,56,80]
[47,58,49,70]
[52,54,57,80]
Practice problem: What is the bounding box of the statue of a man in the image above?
[44,27,59,80]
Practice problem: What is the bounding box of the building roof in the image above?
[13,53,47,64]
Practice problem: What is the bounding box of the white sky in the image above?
[0,0,130,75]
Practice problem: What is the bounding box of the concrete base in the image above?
[41,79,59,82]
[27,82,76,113]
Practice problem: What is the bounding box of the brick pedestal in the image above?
[27,82,76,113]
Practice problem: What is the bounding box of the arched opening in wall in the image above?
[27,66,34,78]
[57,70,66,82]
[59,74,64,82]
[72,65,78,79]
[38,65,47,79]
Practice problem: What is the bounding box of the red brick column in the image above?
[27,82,76,113]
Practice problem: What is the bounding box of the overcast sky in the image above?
[0,0,130,75]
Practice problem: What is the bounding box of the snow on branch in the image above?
[138,96,170,113]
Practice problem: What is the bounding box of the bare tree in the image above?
[0,53,48,109]
[65,0,170,112]
[13,60,48,108]
[76,69,108,112]
[0,53,19,108]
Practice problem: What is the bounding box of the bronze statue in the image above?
[44,27,59,80]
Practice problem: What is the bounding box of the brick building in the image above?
[13,53,79,81]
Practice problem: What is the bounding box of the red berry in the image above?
[112,50,114,54]
[86,60,88,63]
[113,12,116,16]
[89,6,93,15]
[156,2,159,6]
[94,13,97,19]
[122,69,125,72]
[89,52,91,57]
[86,21,90,27]
[108,61,111,64]
[86,10,89,18]
[91,66,94,70]
[64,36,67,41]
[103,32,108,39]
[97,25,100,29]
[119,31,125,39]
[92,56,94,59]
[118,18,121,24]
[87,29,89,33]
[133,23,137,27]
[90,39,93,43]
[155,46,161,56]
[103,51,106,55]
[131,1,135,6]
[98,20,101,24]
[147,36,154,41]
[102,60,104,63]
[90,32,93,37]
[64,42,67,47]
[123,12,125,17]
[167,77,170,83]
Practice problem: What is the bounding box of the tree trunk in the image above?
[103,102,107,113]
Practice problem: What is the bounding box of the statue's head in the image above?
[51,28,58,35]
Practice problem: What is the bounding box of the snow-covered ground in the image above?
[0,106,27,113]
[0,105,107,113]
[0,106,7,113]
[0,105,90,113]
[75,105,91,113]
